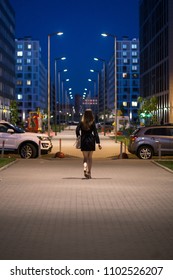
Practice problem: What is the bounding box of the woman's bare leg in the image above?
[82,151,88,177]
[82,151,88,165]
[87,151,93,174]
[82,151,93,178]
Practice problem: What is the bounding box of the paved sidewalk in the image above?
[0,157,173,260]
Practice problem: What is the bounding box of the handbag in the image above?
[75,135,81,149]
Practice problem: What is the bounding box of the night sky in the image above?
[11,0,139,96]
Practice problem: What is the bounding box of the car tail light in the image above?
[131,135,138,142]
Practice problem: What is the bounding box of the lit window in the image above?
[17,59,22,64]
[123,51,127,56]
[123,59,128,63]
[122,44,127,49]
[26,80,31,85]
[132,58,138,63]
[132,44,137,49]
[132,65,137,71]
[27,51,32,56]
[132,101,137,106]
[123,73,128,78]
[123,102,127,106]
[17,44,23,49]
[17,80,22,85]
[17,94,23,100]
[17,66,22,71]
[132,51,137,56]
[27,44,32,49]
[17,51,23,57]
[27,59,31,64]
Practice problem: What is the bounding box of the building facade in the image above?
[15,37,47,123]
[0,0,15,121]
[107,37,140,123]
[140,0,173,123]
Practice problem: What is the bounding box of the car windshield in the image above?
[8,123,25,133]
[131,128,140,136]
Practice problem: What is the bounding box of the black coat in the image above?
[76,122,100,151]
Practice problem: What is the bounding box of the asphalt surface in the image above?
[0,128,173,260]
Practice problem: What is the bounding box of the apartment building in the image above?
[15,37,47,123]
[140,0,173,123]
[0,0,15,121]
[107,37,140,122]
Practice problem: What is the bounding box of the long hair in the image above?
[81,109,94,130]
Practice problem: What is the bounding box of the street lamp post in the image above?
[61,79,70,124]
[88,78,97,117]
[90,69,100,121]
[94,57,106,135]
[101,33,117,142]
[58,69,68,132]
[88,78,96,99]
[54,57,66,135]
[66,88,73,123]
[47,31,63,137]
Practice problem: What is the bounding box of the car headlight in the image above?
[37,136,50,141]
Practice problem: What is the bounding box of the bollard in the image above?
[156,140,161,159]
[1,140,5,158]
[124,139,127,154]
[119,141,123,159]
[38,140,41,158]
[158,142,161,159]
[59,138,62,152]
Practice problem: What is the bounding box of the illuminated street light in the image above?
[47,31,63,137]
[101,33,108,37]
[101,32,117,142]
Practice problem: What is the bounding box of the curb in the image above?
[152,160,173,174]
[0,159,18,172]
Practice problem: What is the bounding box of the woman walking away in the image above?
[76,109,102,179]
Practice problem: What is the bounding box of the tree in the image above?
[137,96,158,125]
[9,100,19,125]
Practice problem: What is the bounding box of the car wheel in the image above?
[137,145,153,159]
[20,143,37,159]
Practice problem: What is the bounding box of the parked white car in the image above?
[0,121,52,159]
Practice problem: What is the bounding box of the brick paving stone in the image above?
[0,157,173,260]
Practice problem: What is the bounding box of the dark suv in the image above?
[128,125,173,159]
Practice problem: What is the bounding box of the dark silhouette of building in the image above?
[0,0,15,121]
[140,0,173,123]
